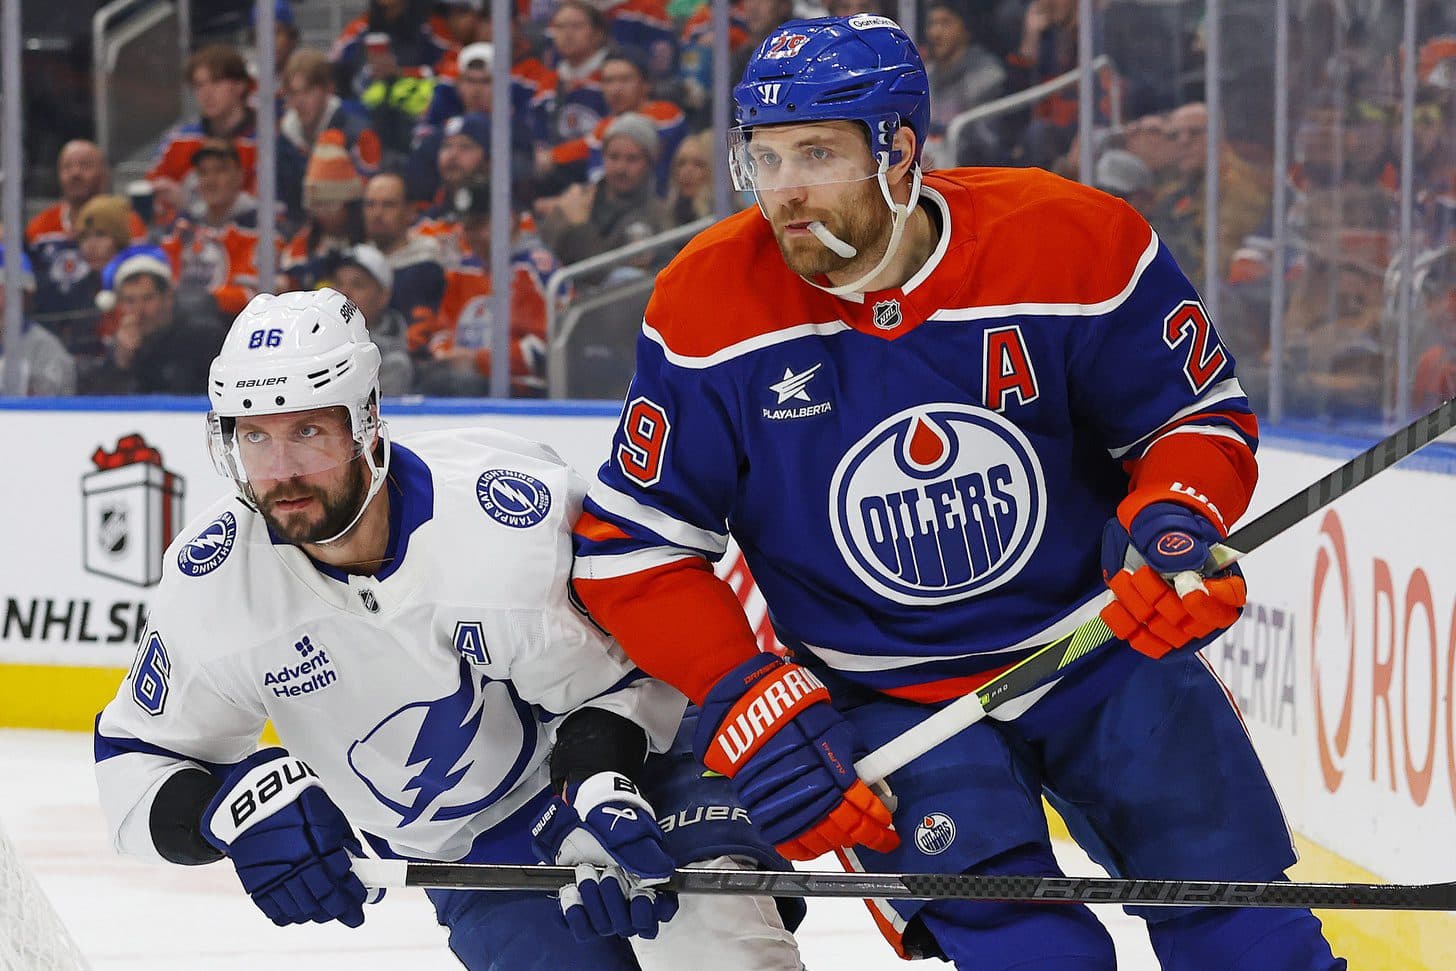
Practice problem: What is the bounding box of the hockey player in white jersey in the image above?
[94,288,805,970]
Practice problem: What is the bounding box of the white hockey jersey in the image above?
[95,427,686,863]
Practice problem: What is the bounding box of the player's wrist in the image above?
[1117,486,1227,537]
[697,654,832,777]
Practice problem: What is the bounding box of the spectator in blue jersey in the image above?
[569,17,1347,971]
[544,1,612,143]
[82,251,222,396]
[362,172,447,327]
[536,46,687,194]
[0,246,76,397]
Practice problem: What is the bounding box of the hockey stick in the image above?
[350,859,1456,910]
[853,395,1456,785]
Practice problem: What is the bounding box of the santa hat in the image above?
[95,245,172,312]
[304,129,364,210]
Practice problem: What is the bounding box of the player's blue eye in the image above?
[806,146,832,162]
[298,425,321,439]
[241,430,267,445]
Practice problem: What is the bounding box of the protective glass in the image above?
[207,409,367,490]
[728,125,881,193]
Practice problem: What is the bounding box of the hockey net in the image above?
[0,819,89,970]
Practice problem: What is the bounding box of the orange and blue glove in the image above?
[695,654,898,861]
[1099,500,1246,659]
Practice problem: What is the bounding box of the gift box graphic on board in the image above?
[81,434,186,587]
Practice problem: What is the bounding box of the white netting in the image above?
[0,819,89,971]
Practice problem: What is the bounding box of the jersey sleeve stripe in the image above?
[574,546,704,581]
[576,509,632,542]
[1106,377,1249,458]
[585,483,729,555]
[928,228,1160,322]
[643,318,851,369]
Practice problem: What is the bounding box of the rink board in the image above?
[3,398,1456,966]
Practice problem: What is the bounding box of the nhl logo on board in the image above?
[872,298,903,331]
[914,812,956,855]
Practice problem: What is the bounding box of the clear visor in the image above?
[728,125,883,193]
[208,410,367,491]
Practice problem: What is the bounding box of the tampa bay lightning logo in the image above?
[829,404,1046,604]
[177,511,236,577]
[476,469,552,528]
[348,658,538,827]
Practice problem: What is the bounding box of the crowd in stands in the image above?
[7,0,1456,426]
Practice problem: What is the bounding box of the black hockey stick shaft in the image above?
[350,860,1456,910]
[856,396,1456,784]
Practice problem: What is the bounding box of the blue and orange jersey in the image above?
[604,0,679,79]
[26,203,148,300]
[571,167,1258,707]
[548,100,686,187]
[147,122,260,196]
[410,247,559,396]
[159,218,266,318]
[679,3,749,50]
[542,62,608,144]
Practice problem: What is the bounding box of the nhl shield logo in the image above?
[872,299,903,331]
[914,812,956,855]
[99,506,128,555]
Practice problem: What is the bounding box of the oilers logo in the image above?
[829,404,1045,605]
[914,812,956,855]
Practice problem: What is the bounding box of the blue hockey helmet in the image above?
[733,15,930,168]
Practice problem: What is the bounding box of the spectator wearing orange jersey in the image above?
[160,140,265,319]
[415,113,493,268]
[413,183,558,397]
[536,47,686,193]
[146,45,308,226]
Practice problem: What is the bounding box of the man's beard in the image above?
[257,457,368,544]
[769,178,892,279]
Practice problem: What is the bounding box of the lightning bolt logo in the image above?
[475,469,552,529]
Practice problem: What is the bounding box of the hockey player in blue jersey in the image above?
[93,288,806,970]
[571,14,1347,970]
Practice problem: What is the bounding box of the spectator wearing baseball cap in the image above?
[0,244,76,397]
[1093,148,1155,211]
[157,138,265,319]
[82,246,223,396]
[282,130,368,291]
[332,243,415,396]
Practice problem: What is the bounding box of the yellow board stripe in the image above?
[5,663,1451,965]
[1,664,280,742]
[1046,802,1456,968]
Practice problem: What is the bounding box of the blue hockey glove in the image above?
[531,770,679,941]
[201,747,368,928]
[1100,501,1246,659]
[695,654,898,861]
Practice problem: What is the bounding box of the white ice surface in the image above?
[0,729,1160,969]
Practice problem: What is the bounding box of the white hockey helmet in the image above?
[206,288,391,543]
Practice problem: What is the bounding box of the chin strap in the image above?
[313,423,392,547]
[814,163,923,298]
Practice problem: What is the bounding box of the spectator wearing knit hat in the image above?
[282,130,367,291]
[82,249,223,396]
[0,246,76,397]
[32,194,137,361]
[538,111,669,273]
[415,113,493,267]
[26,140,148,314]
